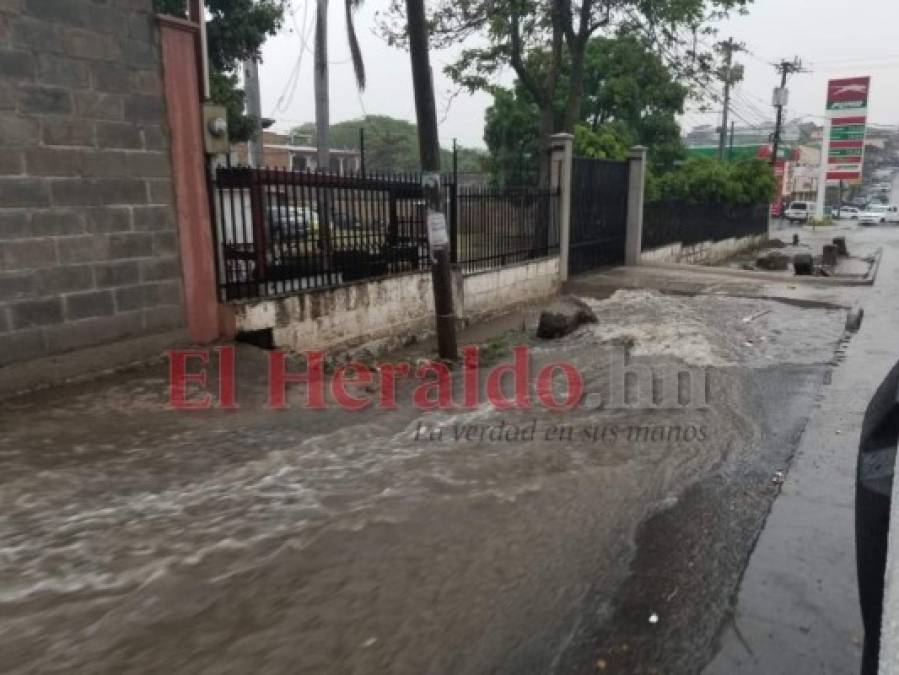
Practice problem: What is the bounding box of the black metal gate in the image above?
[569,157,629,274]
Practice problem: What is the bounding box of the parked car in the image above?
[266,205,318,237]
[834,205,861,220]
[859,204,899,226]
[784,201,814,223]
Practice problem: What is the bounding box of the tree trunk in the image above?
[313,0,333,267]
[538,104,555,187]
[563,38,586,132]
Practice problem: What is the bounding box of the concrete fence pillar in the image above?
[550,133,574,281]
[625,145,648,266]
[159,16,220,343]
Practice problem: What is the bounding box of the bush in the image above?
[650,156,776,207]
[573,123,632,161]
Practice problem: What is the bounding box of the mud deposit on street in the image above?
[0,291,846,674]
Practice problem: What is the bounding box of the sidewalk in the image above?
[703,232,899,673]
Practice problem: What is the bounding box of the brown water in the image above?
[0,292,846,674]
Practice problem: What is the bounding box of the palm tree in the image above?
[314,0,366,171]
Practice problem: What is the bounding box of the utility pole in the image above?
[729,121,735,160]
[717,38,743,161]
[405,0,458,360]
[770,57,803,168]
[313,0,329,171]
[243,58,263,167]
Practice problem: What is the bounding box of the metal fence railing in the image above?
[455,185,559,274]
[642,201,769,251]
[211,167,559,301]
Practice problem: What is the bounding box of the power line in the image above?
[271,3,313,115]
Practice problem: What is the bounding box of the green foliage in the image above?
[290,115,487,173]
[382,0,750,182]
[210,72,256,144]
[483,36,687,181]
[651,157,776,206]
[482,88,541,184]
[573,123,631,160]
[153,0,286,143]
[578,36,688,170]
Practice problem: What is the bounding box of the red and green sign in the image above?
[824,76,870,183]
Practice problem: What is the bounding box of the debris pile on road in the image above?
[536,295,598,339]
[833,236,849,256]
[755,251,790,271]
[793,253,815,276]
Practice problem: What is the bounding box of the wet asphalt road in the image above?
[0,281,854,674]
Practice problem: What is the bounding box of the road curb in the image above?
[636,258,878,287]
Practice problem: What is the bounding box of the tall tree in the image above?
[313,0,367,168]
[484,35,688,182]
[314,0,330,169]
[381,0,749,181]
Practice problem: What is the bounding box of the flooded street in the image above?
[0,291,847,674]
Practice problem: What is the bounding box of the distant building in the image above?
[232,131,362,173]
[683,122,800,161]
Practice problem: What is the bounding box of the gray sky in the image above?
[257,0,899,149]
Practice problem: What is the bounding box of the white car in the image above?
[834,206,861,220]
[784,201,814,223]
[859,204,899,225]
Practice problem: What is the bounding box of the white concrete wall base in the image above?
[640,233,768,266]
[231,257,561,357]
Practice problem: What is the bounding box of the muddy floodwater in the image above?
[0,291,847,674]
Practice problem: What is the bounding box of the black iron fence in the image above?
[642,201,769,251]
[211,167,558,300]
[569,157,629,274]
[455,185,559,274]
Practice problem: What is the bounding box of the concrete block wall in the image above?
[0,0,184,368]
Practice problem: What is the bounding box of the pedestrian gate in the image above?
[569,157,629,274]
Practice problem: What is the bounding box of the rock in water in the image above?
[833,236,848,256]
[755,251,790,271]
[537,296,598,339]
[793,253,814,276]
[846,304,864,332]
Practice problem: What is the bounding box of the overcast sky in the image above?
[256,0,899,149]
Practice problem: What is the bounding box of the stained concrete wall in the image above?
[230,256,561,355]
[460,257,560,318]
[0,0,184,371]
[641,234,768,266]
